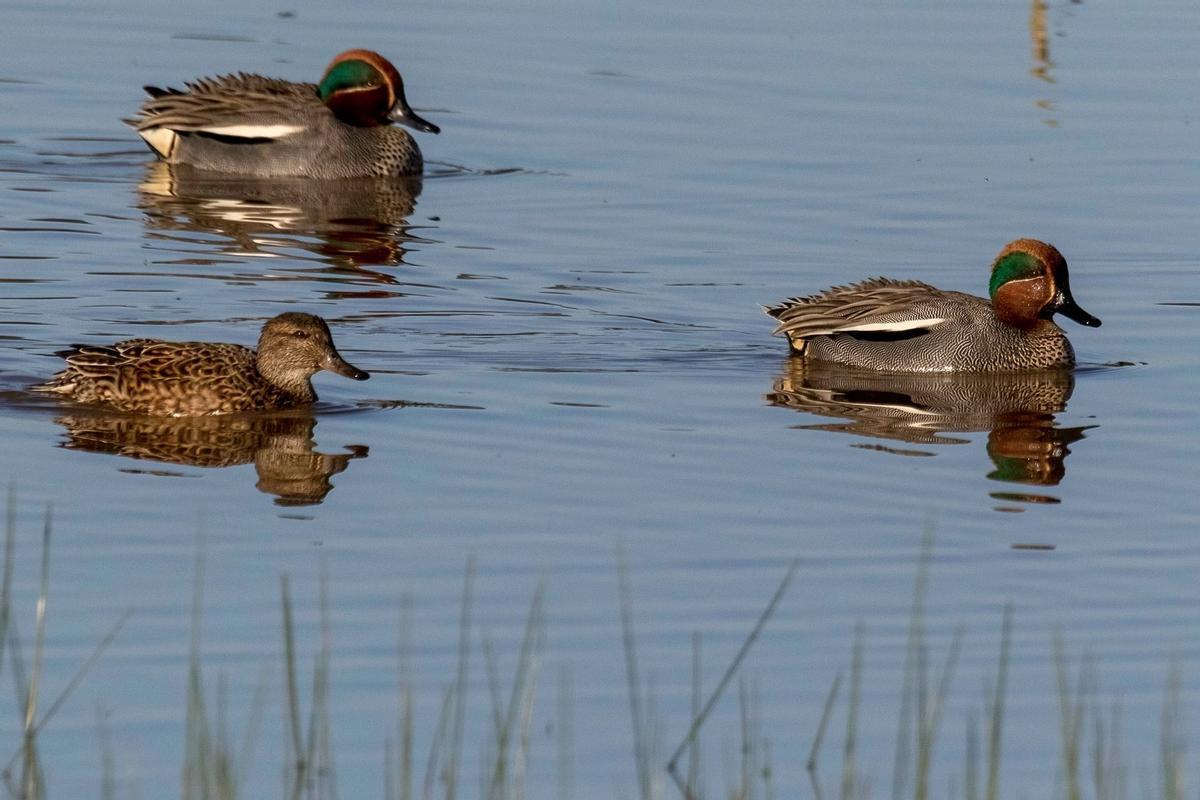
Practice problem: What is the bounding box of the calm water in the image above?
[2,0,1199,796]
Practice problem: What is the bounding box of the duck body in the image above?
[126,50,439,178]
[766,239,1101,372]
[34,313,369,416]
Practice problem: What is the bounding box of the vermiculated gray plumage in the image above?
[764,240,1100,372]
[126,50,437,178]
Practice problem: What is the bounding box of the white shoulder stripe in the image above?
[196,124,305,140]
[836,317,946,333]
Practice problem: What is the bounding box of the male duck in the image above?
[765,239,1101,371]
[126,49,439,178]
[34,313,369,416]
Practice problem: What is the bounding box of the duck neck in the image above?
[256,353,318,403]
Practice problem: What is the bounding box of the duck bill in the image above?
[323,352,370,381]
[1056,293,1102,328]
[388,101,440,134]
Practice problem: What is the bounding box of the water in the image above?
[2,0,1199,796]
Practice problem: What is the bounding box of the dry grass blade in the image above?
[616,542,651,800]
[965,710,978,800]
[687,632,702,800]
[557,663,574,800]
[985,604,1011,800]
[1,501,131,799]
[914,624,962,800]
[0,483,15,676]
[20,506,51,798]
[668,558,798,774]
[891,532,932,800]
[310,563,336,800]
[236,661,271,789]
[841,623,863,800]
[1160,662,1183,800]
[275,568,337,800]
[420,561,476,800]
[483,634,505,742]
[486,578,545,800]
[1090,697,1125,800]
[183,535,269,800]
[1053,632,1091,800]
[421,682,454,800]
[807,671,842,800]
[446,556,475,800]
[11,609,132,770]
[736,676,768,800]
[184,540,210,800]
[513,616,541,800]
[391,595,414,800]
[281,575,307,800]
[667,558,799,796]
[97,702,115,800]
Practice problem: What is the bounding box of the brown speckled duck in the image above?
[34,313,369,416]
[765,239,1101,371]
[125,49,439,178]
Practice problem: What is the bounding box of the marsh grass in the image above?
[0,497,129,800]
[2,499,1199,800]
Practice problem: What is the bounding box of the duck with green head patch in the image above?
[765,239,1101,371]
[126,49,439,178]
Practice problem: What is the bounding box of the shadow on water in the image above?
[136,162,433,276]
[48,408,366,507]
[765,360,1097,507]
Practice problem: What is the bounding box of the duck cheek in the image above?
[994,278,1049,328]
[326,84,392,126]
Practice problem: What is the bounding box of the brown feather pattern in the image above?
[33,313,368,416]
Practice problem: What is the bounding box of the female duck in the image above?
[765,239,1101,371]
[34,313,369,416]
[126,49,439,178]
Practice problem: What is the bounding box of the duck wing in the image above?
[57,339,255,386]
[765,278,959,340]
[125,74,325,142]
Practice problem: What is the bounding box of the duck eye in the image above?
[291,330,309,339]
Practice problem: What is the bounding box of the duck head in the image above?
[317,49,440,133]
[987,239,1101,330]
[256,312,369,398]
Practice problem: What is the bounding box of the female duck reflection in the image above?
[765,362,1095,502]
[50,410,367,507]
[137,162,425,273]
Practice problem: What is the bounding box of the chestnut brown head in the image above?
[317,49,440,133]
[988,239,1100,330]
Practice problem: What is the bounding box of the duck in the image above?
[765,239,1101,371]
[33,312,369,416]
[125,49,439,178]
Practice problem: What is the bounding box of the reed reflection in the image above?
[1026,0,1085,128]
[766,361,1094,504]
[136,162,426,273]
[52,409,366,506]
[1029,0,1054,84]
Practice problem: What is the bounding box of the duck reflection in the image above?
[53,409,367,506]
[766,361,1093,503]
[136,162,425,272]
